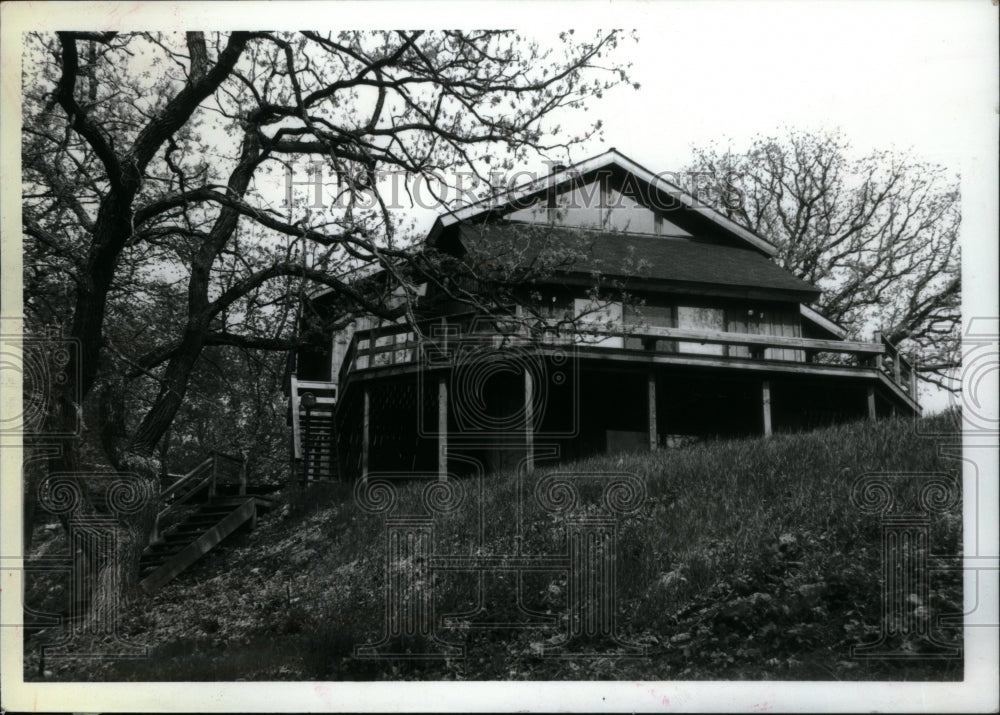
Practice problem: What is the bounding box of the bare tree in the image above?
[21,30,631,613]
[689,131,960,392]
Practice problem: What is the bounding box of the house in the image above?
[287,149,921,481]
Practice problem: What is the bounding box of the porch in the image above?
[291,314,921,480]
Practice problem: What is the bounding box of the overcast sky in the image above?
[526,1,995,175]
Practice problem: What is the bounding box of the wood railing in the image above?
[340,316,874,367]
[334,315,919,402]
[141,497,258,594]
[152,451,247,543]
[874,331,919,399]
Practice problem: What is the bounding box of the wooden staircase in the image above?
[139,452,275,594]
[290,377,340,481]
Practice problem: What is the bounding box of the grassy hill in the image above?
[25,411,963,681]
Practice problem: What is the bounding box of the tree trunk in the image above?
[83,499,156,625]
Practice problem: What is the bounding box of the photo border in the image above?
[2,2,996,712]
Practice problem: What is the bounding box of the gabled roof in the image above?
[435,148,778,257]
[457,225,820,300]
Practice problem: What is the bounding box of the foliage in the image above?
[688,131,960,392]
[21,30,632,604]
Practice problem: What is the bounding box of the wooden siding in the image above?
[726,305,803,362]
[507,174,692,237]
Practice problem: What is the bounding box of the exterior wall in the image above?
[507,175,690,236]
[330,323,355,383]
[524,289,806,362]
[725,305,804,361]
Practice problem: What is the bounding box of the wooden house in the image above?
[287,150,920,481]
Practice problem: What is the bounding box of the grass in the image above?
[25,410,963,681]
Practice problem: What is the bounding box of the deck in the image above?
[333,315,918,407]
[289,313,921,479]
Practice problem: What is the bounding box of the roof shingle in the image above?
[457,224,819,298]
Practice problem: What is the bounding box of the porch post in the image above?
[647,371,658,451]
[362,387,370,478]
[438,377,448,478]
[524,368,535,473]
[867,385,877,421]
[761,380,773,437]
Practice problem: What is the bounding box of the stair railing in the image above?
[151,451,246,543]
[210,450,248,496]
[289,378,338,481]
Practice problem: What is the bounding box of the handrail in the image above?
[290,376,338,464]
[161,456,214,502]
[878,333,917,398]
[210,450,247,494]
[340,318,885,374]
[338,311,508,384]
[295,379,339,392]
[152,451,247,543]
[335,314,923,403]
[569,322,885,356]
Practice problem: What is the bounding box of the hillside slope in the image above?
[26,412,963,681]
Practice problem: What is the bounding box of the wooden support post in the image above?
[438,377,448,478]
[524,369,535,473]
[761,380,773,437]
[909,356,918,399]
[362,387,370,479]
[648,371,658,451]
[893,353,902,385]
[867,385,877,421]
[290,375,301,460]
[873,331,883,370]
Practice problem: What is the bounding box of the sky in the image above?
[523,2,993,173]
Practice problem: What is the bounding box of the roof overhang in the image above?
[435,148,778,257]
[800,304,847,340]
